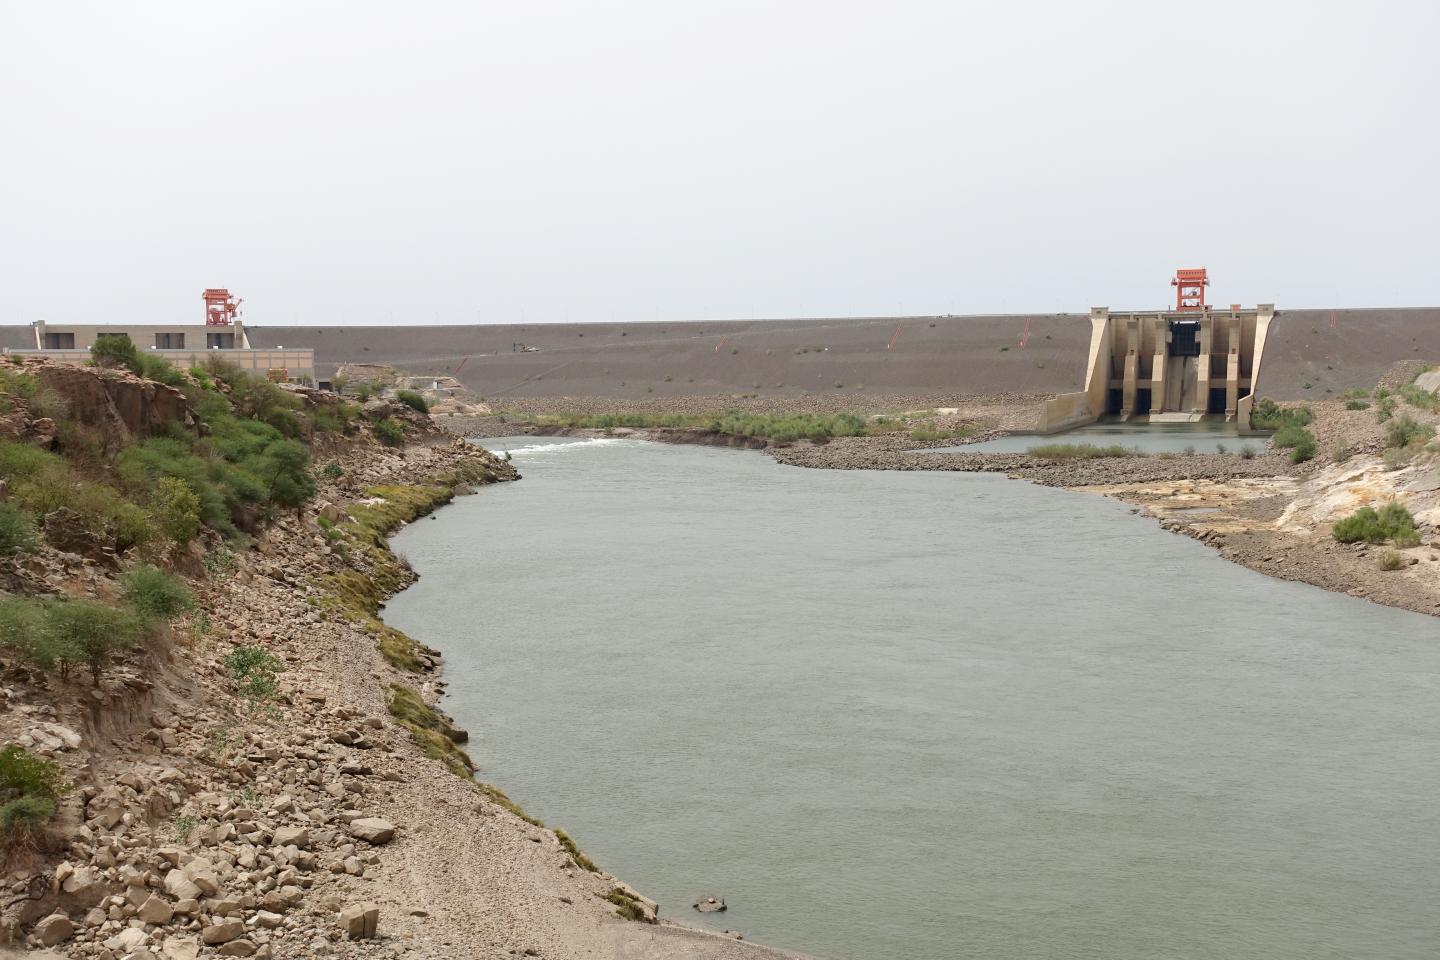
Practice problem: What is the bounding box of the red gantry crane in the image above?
[1171,268,1209,312]
[203,288,243,325]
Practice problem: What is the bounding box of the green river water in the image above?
[383,437,1440,960]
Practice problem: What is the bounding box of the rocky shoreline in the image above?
[4,420,813,958]
[435,393,1440,623]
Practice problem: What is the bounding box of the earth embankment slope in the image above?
[5,305,1437,403]
[242,306,1440,402]
[244,314,1090,399]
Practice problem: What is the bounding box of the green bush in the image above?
[1271,424,1317,464]
[1397,383,1440,413]
[1344,399,1371,411]
[0,745,68,802]
[1333,502,1418,545]
[1384,414,1434,450]
[45,598,143,681]
[396,390,429,414]
[149,476,201,544]
[90,334,139,370]
[0,745,69,854]
[223,644,283,706]
[1376,394,1398,422]
[374,418,405,447]
[1250,398,1312,430]
[0,598,54,668]
[1288,432,1317,463]
[0,502,37,554]
[119,565,195,623]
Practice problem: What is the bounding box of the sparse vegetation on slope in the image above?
[1333,502,1420,546]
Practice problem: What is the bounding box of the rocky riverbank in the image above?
[1,364,814,960]
[436,390,1440,622]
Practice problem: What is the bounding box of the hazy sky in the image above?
[3,1,1437,326]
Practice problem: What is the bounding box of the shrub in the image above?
[1288,433,1317,463]
[149,476,201,544]
[0,598,53,668]
[374,418,405,447]
[1250,398,1312,430]
[396,390,429,414]
[1345,400,1371,411]
[120,565,195,623]
[90,334,139,370]
[1376,394,1398,421]
[1333,502,1418,544]
[1238,445,1257,459]
[0,795,56,851]
[1384,415,1434,450]
[1397,383,1440,413]
[321,461,344,480]
[0,745,68,802]
[45,598,143,682]
[0,502,37,555]
[1377,550,1404,571]
[223,644,283,707]
[0,745,69,856]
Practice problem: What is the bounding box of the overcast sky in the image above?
[2,1,1436,326]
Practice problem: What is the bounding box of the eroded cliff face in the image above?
[33,363,197,447]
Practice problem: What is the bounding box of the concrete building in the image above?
[1041,304,1275,433]
[5,321,315,382]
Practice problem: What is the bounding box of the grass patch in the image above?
[388,683,474,777]
[529,410,906,443]
[1344,399,1371,411]
[1026,443,1140,459]
[1377,549,1404,571]
[602,887,651,923]
[555,828,599,872]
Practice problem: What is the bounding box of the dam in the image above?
[5,274,1440,431]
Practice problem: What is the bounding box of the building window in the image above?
[42,332,75,349]
[155,332,185,350]
[206,332,236,349]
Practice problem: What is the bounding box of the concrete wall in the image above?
[4,347,314,381]
[29,322,249,351]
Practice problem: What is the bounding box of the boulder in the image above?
[44,507,116,562]
[105,928,149,952]
[162,936,201,960]
[201,918,245,945]
[59,865,106,907]
[32,913,75,947]
[272,825,309,848]
[137,894,173,924]
[348,817,395,844]
[338,902,380,940]
[163,869,201,901]
[216,939,257,957]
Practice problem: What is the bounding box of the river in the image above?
[383,437,1440,960]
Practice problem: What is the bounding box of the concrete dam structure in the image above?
[1041,304,1275,433]
[5,300,1440,424]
